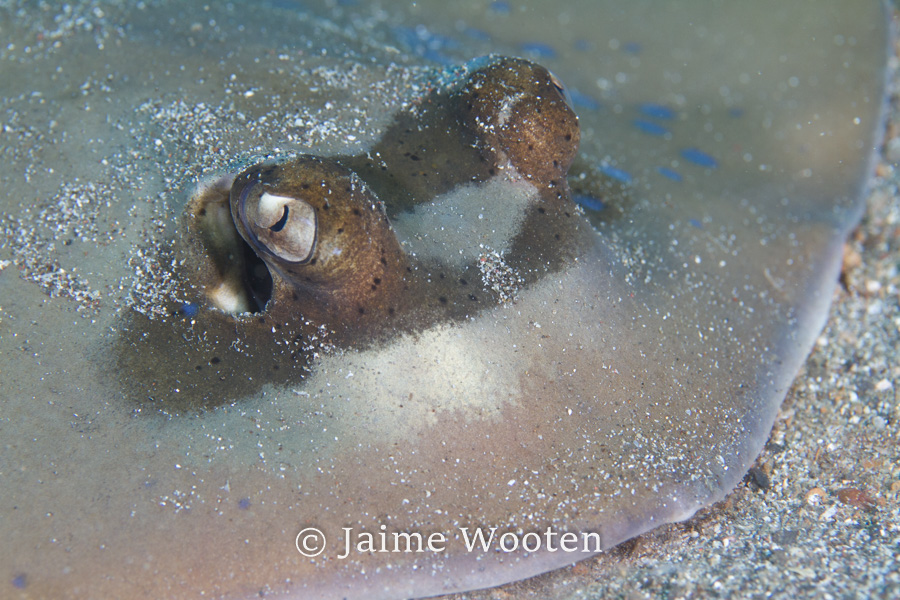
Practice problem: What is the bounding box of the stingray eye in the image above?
[229,157,409,322]
[242,191,317,263]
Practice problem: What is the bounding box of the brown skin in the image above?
[456,58,580,189]
[230,157,410,328]
[115,56,592,410]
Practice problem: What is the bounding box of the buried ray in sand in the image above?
[0,1,890,599]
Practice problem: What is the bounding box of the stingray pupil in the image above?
[269,206,289,232]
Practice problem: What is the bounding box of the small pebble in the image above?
[835,487,877,512]
[805,487,826,505]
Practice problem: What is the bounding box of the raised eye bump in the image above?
[456,57,580,186]
[229,157,408,322]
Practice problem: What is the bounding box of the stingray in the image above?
[0,1,889,599]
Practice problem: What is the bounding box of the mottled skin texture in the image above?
[114,56,593,409]
[457,59,579,187]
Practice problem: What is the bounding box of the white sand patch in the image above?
[392,175,538,267]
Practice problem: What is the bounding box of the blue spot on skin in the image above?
[681,148,719,168]
[238,498,251,510]
[519,42,557,59]
[689,219,703,229]
[463,27,491,42]
[180,302,199,317]
[569,89,600,111]
[422,49,454,65]
[489,1,511,15]
[574,39,593,52]
[573,195,606,212]
[639,103,675,120]
[391,26,419,48]
[623,41,642,55]
[657,167,683,182]
[391,26,460,64]
[729,107,745,118]
[633,119,668,136]
[599,165,633,183]
[422,27,461,50]
[12,574,26,589]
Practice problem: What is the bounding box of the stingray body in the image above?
[0,1,889,599]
